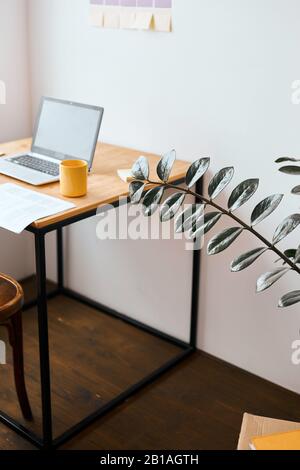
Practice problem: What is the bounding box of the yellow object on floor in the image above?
[251,429,300,450]
[238,413,300,450]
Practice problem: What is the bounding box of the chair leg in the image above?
[7,311,33,421]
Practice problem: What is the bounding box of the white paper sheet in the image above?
[117,169,134,183]
[0,183,75,234]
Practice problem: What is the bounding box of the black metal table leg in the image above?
[190,179,202,348]
[35,232,53,449]
[57,228,64,293]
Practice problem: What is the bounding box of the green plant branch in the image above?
[146,179,300,275]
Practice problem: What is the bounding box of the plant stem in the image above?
[146,180,300,275]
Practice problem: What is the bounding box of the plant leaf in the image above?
[142,186,164,216]
[279,291,300,308]
[202,212,222,234]
[189,212,222,239]
[251,194,283,227]
[291,185,300,195]
[294,245,300,264]
[160,193,185,222]
[285,249,297,259]
[231,247,268,272]
[272,214,300,244]
[132,156,149,180]
[208,167,234,200]
[129,181,145,204]
[279,165,300,175]
[256,267,290,293]
[275,157,300,163]
[157,150,176,183]
[175,204,204,233]
[207,227,243,255]
[228,179,259,212]
[186,158,210,188]
[274,249,300,265]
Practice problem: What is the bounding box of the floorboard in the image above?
[0,278,299,450]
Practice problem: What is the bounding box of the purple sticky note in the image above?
[137,0,153,7]
[105,0,120,5]
[155,0,172,7]
[120,0,136,6]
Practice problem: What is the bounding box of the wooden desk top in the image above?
[0,139,189,230]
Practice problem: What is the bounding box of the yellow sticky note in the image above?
[134,11,153,30]
[120,9,136,29]
[104,10,120,29]
[90,6,104,27]
[154,11,172,32]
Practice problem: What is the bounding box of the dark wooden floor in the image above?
[0,279,300,450]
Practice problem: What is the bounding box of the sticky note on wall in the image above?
[120,9,136,29]
[104,10,120,29]
[134,11,153,30]
[89,0,172,32]
[153,11,171,32]
[155,0,172,7]
[90,5,104,27]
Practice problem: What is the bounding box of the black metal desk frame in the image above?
[0,179,201,450]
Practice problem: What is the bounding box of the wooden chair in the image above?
[0,273,32,421]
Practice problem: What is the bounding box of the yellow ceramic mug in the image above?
[60,160,88,198]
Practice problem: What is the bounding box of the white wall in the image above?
[27,0,300,392]
[0,0,33,279]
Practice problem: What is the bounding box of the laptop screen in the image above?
[32,98,104,168]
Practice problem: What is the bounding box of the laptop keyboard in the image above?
[10,155,60,177]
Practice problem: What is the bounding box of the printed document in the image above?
[0,183,75,234]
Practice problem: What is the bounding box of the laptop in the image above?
[0,97,104,186]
